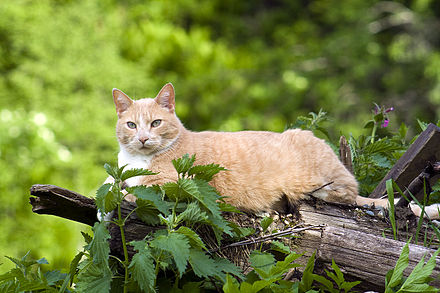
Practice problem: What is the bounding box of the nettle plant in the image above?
[77,154,246,292]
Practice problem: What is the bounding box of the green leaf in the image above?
[267,252,302,280]
[213,257,244,281]
[162,181,191,202]
[299,252,316,291]
[223,274,240,293]
[44,270,67,286]
[104,163,119,179]
[260,217,273,232]
[172,154,196,175]
[88,222,110,266]
[69,251,84,286]
[129,241,155,293]
[270,241,291,255]
[95,183,117,214]
[121,168,158,182]
[363,120,375,129]
[385,243,409,292]
[187,163,227,181]
[176,201,208,225]
[398,248,440,292]
[188,249,218,278]
[175,226,207,250]
[134,200,161,225]
[364,139,404,155]
[219,202,242,213]
[191,179,222,216]
[150,232,190,277]
[76,260,112,293]
[128,185,171,215]
[81,231,93,245]
[249,251,276,280]
[417,119,429,131]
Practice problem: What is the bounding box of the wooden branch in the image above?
[396,161,440,207]
[370,123,440,198]
[29,185,440,291]
[30,184,97,226]
[339,135,353,174]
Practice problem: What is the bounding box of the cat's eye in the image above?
[151,119,162,128]
[127,121,137,129]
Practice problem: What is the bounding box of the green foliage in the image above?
[385,243,440,293]
[2,0,440,272]
[0,252,68,292]
[79,155,241,292]
[2,154,440,291]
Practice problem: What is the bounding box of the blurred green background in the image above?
[1,0,439,272]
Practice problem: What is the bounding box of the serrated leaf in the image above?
[267,252,302,280]
[299,252,316,291]
[172,154,196,175]
[76,260,112,293]
[364,139,404,155]
[219,202,242,213]
[191,179,222,217]
[121,168,158,182]
[175,226,206,250]
[398,248,440,292]
[162,181,190,202]
[69,251,84,285]
[385,243,409,292]
[176,201,208,225]
[187,164,227,181]
[44,270,67,286]
[250,251,276,280]
[0,268,22,282]
[128,185,170,215]
[95,183,117,214]
[215,258,244,280]
[129,241,155,293]
[188,249,218,278]
[151,232,190,277]
[135,201,161,225]
[270,241,291,255]
[104,163,119,179]
[330,259,344,284]
[81,232,93,245]
[260,217,273,232]
[88,222,110,266]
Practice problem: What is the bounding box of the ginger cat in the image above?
[111,83,437,217]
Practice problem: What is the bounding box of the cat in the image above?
[109,83,438,218]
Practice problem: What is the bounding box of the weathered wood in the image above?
[294,201,440,291]
[370,123,440,198]
[339,135,353,174]
[396,161,440,207]
[295,225,440,291]
[29,184,440,291]
[30,184,97,226]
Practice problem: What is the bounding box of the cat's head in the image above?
[112,83,182,155]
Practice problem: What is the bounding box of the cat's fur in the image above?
[110,83,438,217]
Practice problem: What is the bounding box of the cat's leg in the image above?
[409,203,440,219]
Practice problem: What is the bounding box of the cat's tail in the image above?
[355,195,440,219]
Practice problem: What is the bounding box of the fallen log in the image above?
[29,184,440,291]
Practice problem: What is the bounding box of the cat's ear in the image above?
[154,83,175,113]
[113,89,133,118]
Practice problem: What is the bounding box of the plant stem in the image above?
[370,123,377,144]
[118,203,130,293]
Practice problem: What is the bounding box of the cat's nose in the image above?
[139,137,149,144]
